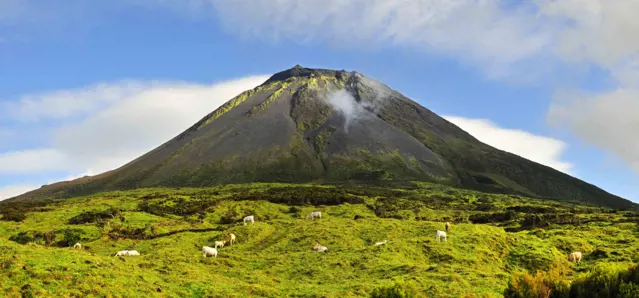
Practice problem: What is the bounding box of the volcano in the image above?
[10,66,636,209]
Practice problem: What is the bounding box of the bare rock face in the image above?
[10,65,636,210]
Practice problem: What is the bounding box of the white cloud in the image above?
[548,89,639,173]
[0,184,38,201]
[444,116,573,174]
[209,0,552,78]
[0,75,269,177]
[0,149,67,174]
[3,81,150,121]
[537,1,639,174]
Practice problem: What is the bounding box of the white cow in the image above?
[436,230,447,242]
[202,246,218,258]
[73,242,82,250]
[243,215,255,225]
[214,241,226,249]
[228,233,236,245]
[568,251,582,263]
[374,240,387,246]
[313,243,328,253]
[114,250,140,256]
[307,211,322,220]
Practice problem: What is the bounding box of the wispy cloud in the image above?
[0,149,67,174]
[548,89,639,173]
[3,81,150,121]
[444,116,573,175]
[0,75,269,198]
[208,0,553,79]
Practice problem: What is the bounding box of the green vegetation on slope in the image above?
[1,183,638,297]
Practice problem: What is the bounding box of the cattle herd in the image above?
[69,212,583,263]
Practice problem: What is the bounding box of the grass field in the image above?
[1,182,638,297]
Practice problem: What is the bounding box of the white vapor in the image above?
[322,74,392,132]
[444,116,573,174]
[0,75,269,198]
[325,89,362,132]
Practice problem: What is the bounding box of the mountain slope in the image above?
[10,65,636,209]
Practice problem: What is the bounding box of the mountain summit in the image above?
[10,66,636,209]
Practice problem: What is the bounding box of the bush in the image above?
[370,281,418,298]
[394,210,414,220]
[43,231,55,246]
[520,214,550,229]
[618,282,639,298]
[9,232,36,245]
[504,266,570,298]
[138,198,217,216]
[106,223,148,240]
[239,187,365,206]
[69,207,120,224]
[570,264,639,298]
[288,206,301,214]
[469,210,518,224]
[59,229,85,247]
[506,264,639,298]
[370,197,423,219]
[219,210,239,224]
[0,210,27,222]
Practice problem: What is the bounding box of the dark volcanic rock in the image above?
[8,66,636,210]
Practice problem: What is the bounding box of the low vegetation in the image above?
[0,182,637,297]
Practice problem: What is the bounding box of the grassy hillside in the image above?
[1,183,638,297]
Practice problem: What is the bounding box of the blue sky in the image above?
[1,1,638,202]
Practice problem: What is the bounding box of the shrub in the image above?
[394,210,414,220]
[43,231,55,246]
[469,210,517,224]
[219,210,239,224]
[138,198,217,216]
[506,264,639,298]
[0,210,27,222]
[69,207,120,224]
[9,232,36,245]
[106,223,148,240]
[370,281,418,298]
[370,197,423,219]
[570,264,639,298]
[62,229,84,246]
[618,282,639,298]
[506,206,553,214]
[520,214,550,229]
[288,206,301,214]
[475,203,496,212]
[504,265,570,298]
[239,187,365,206]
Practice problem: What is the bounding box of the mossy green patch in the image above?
[247,78,297,116]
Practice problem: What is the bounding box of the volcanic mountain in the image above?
[10,66,636,209]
